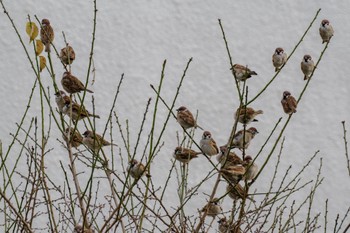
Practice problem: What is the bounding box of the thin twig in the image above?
[341,121,350,176]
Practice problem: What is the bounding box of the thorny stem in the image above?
[0,188,34,233]
[218,19,243,100]
[138,60,167,231]
[247,8,321,105]
[341,121,350,176]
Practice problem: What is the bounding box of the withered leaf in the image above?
[26,22,38,42]
[39,56,46,72]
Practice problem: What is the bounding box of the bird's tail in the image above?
[45,43,51,52]
[196,124,204,130]
[255,110,263,115]
[89,113,100,119]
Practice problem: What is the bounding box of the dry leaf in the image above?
[26,22,38,42]
[36,40,44,56]
[39,56,46,72]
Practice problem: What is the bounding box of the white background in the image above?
[0,0,349,232]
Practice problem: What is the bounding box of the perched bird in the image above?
[235,106,263,125]
[200,131,219,156]
[82,130,117,153]
[173,146,201,163]
[217,146,243,168]
[220,165,246,184]
[201,198,222,217]
[230,64,257,82]
[229,127,259,150]
[243,156,258,181]
[301,55,315,80]
[226,183,249,201]
[62,127,83,148]
[74,225,95,233]
[272,47,287,72]
[281,91,297,114]
[62,101,100,122]
[319,19,334,44]
[218,217,242,233]
[40,18,54,52]
[128,159,150,179]
[60,45,76,65]
[61,71,93,94]
[176,106,203,130]
[55,90,71,113]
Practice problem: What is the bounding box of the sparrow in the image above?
[200,131,219,156]
[272,47,287,72]
[217,146,243,168]
[235,106,263,125]
[281,91,297,114]
[201,198,222,217]
[230,64,257,82]
[60,45,76,65]
[220,165,246,184]
[62,127,83,148]
[82,130,117,153]
[55,90,71,113]
[61,71,93,94]
[128,159,151,179]
[218,217,242,233]
[40,19,54,52]
[243,155,258,181]
[74,225,95,233]
[229,127,259,150]
[62,101,100,122]
[176,106,204,130]
[226,183,248,201]
[301,55,314,80]
[173,146,201,163]
[319,19,334,44]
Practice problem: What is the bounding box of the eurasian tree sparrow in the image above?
[61,71,93,94]
[301,55,314,80]
[230,64,257,82]
[201,198,222,217]
[40,19,54,52]
[281,91,297,114]
[62,101,100,122]
[173,146,201,163]
[226,183,247,201]
[60,45,76,65]
[319,19,334,44]
[220,165,246,184]
[243,156,258,181]
[176,106,203,130]
[200,131,219,156]
[272,47,287,72]
[62,127,83,148]
[128,159,151,179]
[217,146,243,168]
[229,127,259,150]
[74,225,95,233]
[82,130,117,153]
[218,217,242,233]
[235,106,263,125]
[55,90,71,113]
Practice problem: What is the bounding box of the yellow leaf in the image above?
[39,56,46,72]
[26,22,38,42]
[36,40,44,56]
